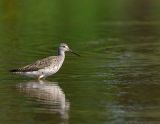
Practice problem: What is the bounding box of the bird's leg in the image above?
[38,75,44,81]
[42,77,46,80]
[38,76,41,81]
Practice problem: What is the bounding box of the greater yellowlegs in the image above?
[10,43,80,80]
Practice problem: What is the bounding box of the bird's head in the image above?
[58,43,80,56]
[59,43,70,52]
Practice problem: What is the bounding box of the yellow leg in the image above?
[38,75,44,81]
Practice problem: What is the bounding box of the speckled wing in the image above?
[10,56,57,72]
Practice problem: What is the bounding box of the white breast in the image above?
[40,61,64,77]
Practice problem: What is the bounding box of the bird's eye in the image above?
[62,46,65,48]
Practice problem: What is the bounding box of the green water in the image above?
[0,0,160,124]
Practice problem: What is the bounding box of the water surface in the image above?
[0,0,160,124]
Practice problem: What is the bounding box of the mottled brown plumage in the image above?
[10,56,60,72]
[10,43,79,80]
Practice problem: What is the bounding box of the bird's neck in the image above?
[57,49,65,57]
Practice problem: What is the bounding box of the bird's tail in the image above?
[9,69,18,72]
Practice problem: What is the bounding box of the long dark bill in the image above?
[70,49,80,56]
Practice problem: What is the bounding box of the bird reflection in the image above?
[16,80,70,120]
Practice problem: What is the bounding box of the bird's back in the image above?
[10,56,62,73]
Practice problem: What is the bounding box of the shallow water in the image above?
[0,0,160,124]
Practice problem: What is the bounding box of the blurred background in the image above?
[0,0,160,124]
